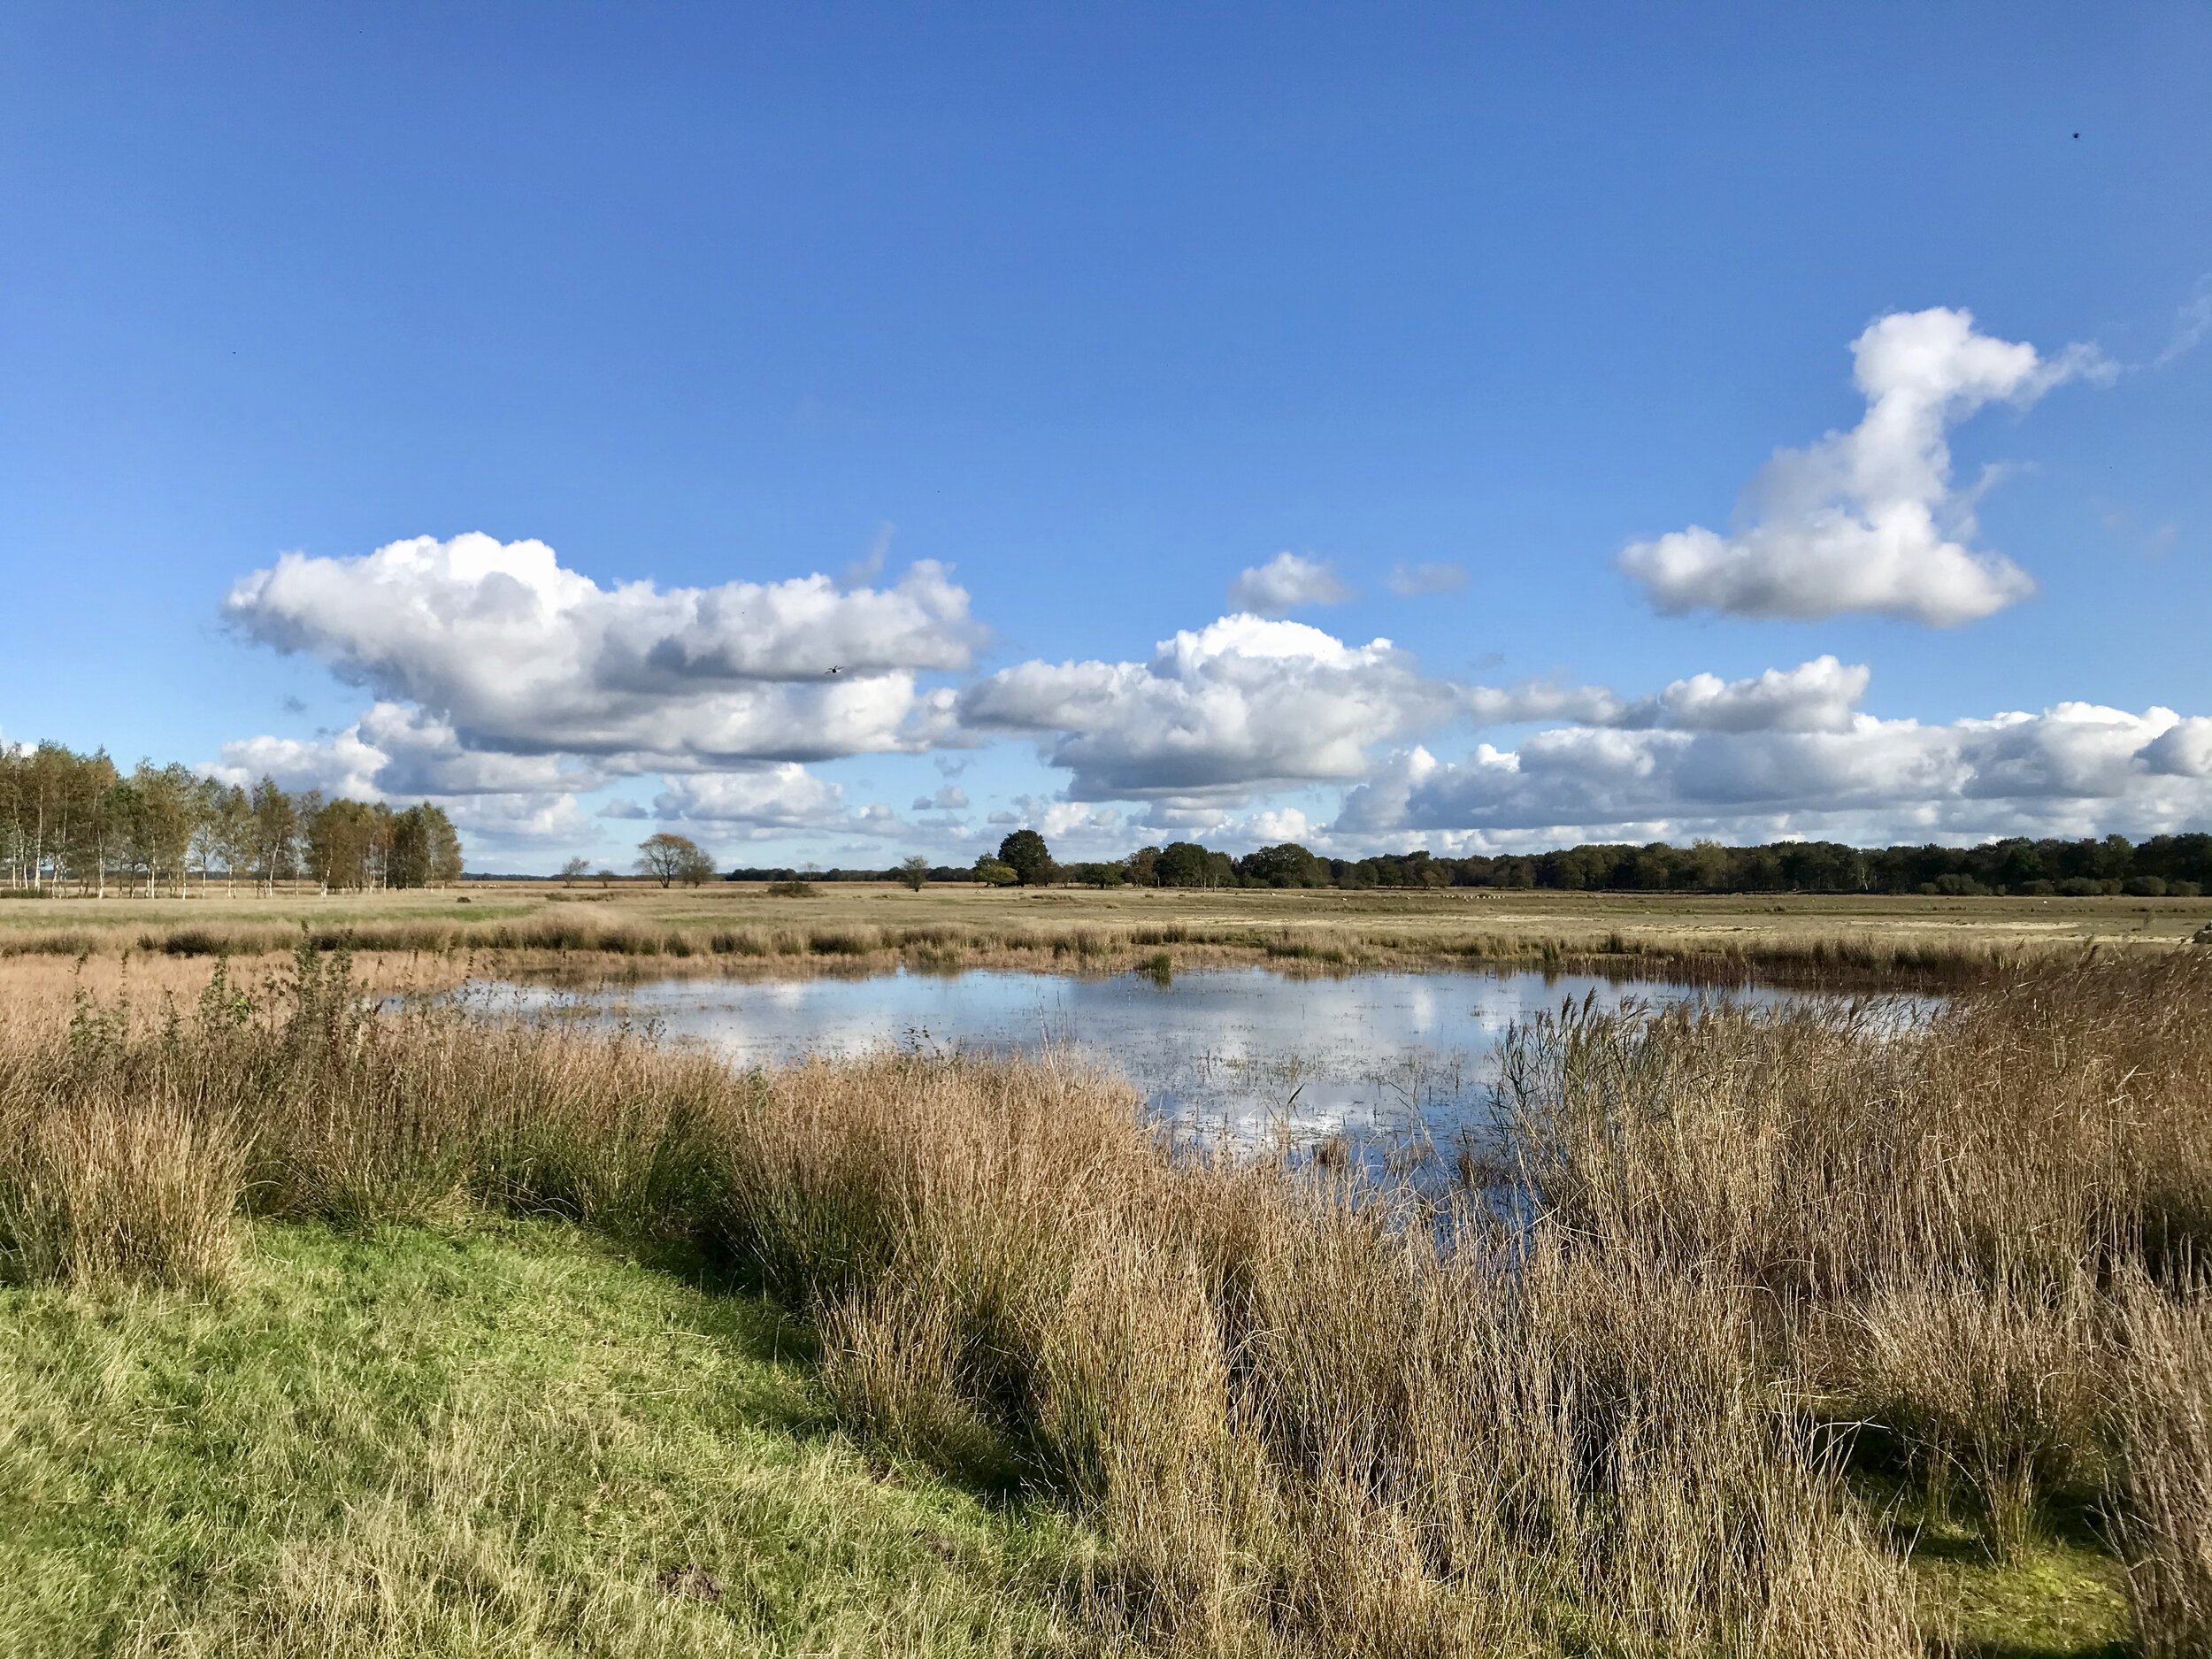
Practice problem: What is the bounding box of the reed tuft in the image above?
[0,1096,245,1290]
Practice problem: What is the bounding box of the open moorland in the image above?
[5,879,2210,988]
[4,939,2212,1656]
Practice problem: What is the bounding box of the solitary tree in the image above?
[896,853,932,891]
[997,829,1054,887]
[637,831,707,887]
[557,856,591,886]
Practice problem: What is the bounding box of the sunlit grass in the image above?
[0,1218,1097,1658]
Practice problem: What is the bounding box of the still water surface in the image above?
[475,967,1802,1154]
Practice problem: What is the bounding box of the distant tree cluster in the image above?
[1,741,463,895]
[727,830,2212,899]
[726,864,978,885]
[1120,833,2212,897]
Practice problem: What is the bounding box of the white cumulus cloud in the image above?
[1237,805,1318,845]
[1462,657,1867,734]
[1462,681,1632,727]
[961,622,1882,810]
[653,765,849,832]
[225,533,979,764]
[207,703,602,851]
[1620,308,2107,625]
[2135,717,2212,780]
[209,727,390,802]
[1642,656,1870,733]
[210,702,591,800]
[1227,552,1350,616]
[959,614,1457,802]
[1337,699,2212,847]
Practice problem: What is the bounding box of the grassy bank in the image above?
[5,947,2211,1654]
[0,1220,1093,1657]
[3,881,2208,990]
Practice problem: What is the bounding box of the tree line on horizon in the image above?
[13,733,2201,901]
[1,741,463,895]
[729,826,2212,899]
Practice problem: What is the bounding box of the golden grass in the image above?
[6,944,2210,1652]
[4,879,2208,990]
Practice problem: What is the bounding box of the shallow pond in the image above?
[469,967,1816,1157]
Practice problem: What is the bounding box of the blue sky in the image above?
[3,3,2208,869]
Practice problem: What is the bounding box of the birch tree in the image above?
[250,777,296,893]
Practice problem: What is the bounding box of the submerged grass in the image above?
[4,944,2208,1654]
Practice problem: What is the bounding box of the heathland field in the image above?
[4,931,2212,1656]
[4,879,2210,987]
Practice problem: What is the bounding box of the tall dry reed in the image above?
[1496,951,2212,1609]
[2116,1279,2212,1656]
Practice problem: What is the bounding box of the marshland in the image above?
[12,5,2210,1654]
[5,878,2209,985]
[4,922,2209,1657]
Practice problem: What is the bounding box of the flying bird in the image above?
[826,665,842,675]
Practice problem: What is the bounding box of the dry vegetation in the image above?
[4,879,2209,990]
[4,943,2212,1655]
